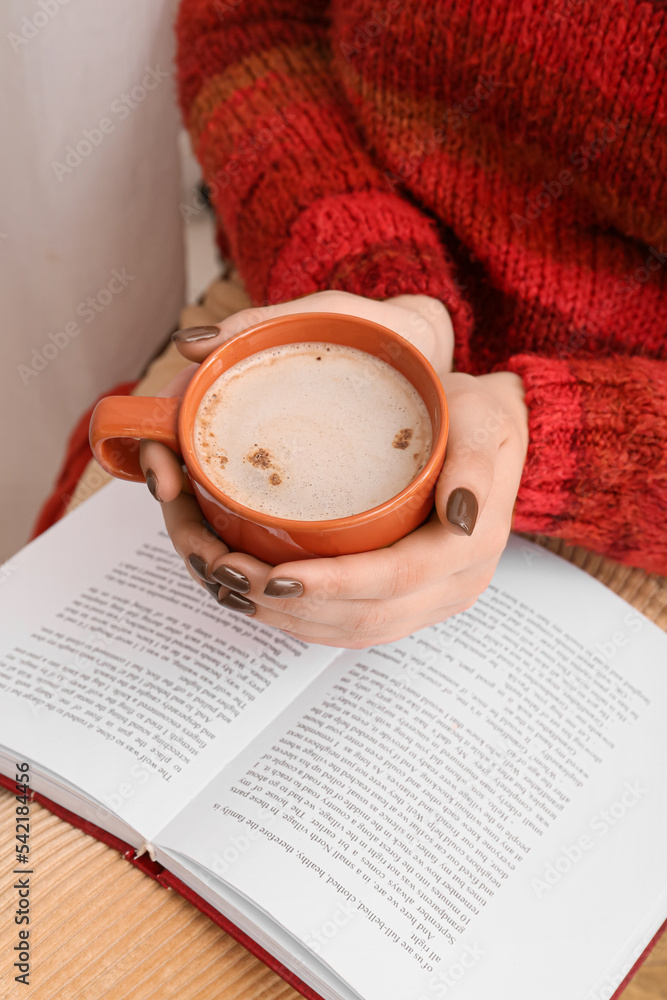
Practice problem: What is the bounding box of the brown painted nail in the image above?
[188,553,210,582]
[204,581,221,599]
[446,488,478,535]
[210,565,251,593]
[264,578,304,598]
[218,592,256,615]
[145,468,161,502]
[172,325,220,343]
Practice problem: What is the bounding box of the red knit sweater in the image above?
[175,0,667,574]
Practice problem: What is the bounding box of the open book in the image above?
[1,481,666,1000]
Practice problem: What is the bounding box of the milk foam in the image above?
[194,342,432,520]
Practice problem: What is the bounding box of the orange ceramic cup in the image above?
[89,312,449,564]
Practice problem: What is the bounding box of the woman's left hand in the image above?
[163,367,529,648]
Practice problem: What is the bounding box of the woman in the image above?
[143,0,666,648]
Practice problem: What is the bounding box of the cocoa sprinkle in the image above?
[392,428,413,450]
[248,448,272,468]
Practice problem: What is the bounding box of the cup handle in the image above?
[89,395,181,482]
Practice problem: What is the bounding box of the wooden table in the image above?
[1,277,665,999]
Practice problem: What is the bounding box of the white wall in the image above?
[0,0,185,560]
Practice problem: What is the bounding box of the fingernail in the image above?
[145,468,161,502]
[218,592,256,615]
[264,578,304,598]
[204,581,221,599]
[446,488,478,535]
[172,325,220,343]
[210,565,251,593]
[188,553,210,582]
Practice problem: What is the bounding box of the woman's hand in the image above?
[140,292,528,647]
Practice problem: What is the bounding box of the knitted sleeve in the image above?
[505,354,667,575]
[175,0,471,337]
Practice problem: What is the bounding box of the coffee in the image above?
[194,342,433,520]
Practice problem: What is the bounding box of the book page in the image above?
[0,482,336,839]
[158,538,667,1000]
